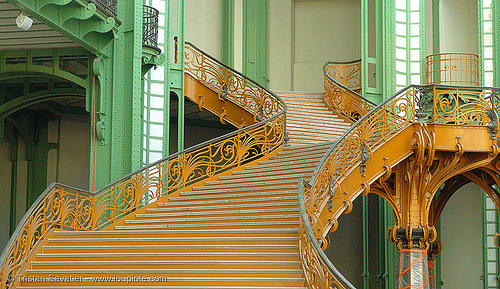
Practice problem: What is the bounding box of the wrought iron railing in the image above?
[185,42,284,122]
[323,61,376,122]
[143,5,159,49]
[426,53,480,86]
[298,84,500,288]
[1,44,286,289]
[88,0,118,18]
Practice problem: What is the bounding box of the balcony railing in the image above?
[88,0,118,18]
[143,5,160,49]
[426,53,480,86]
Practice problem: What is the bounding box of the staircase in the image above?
[277,92,351,145]
[14,93,352,288]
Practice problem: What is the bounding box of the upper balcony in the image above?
[426,53,480,86]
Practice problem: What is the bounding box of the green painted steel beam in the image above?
[7,0,119,56]
[432,0,440,54]
[222,0,235,67]
[242,0,268,87]
[0,90,85,119]
[0,48,91,89]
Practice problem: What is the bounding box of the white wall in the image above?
[440,183,483,288]
[185,0,223,59]
[439,0,478,54]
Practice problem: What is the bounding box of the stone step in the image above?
[114,219,300,230]
[157,195,297,207]
[149,201,298,214]
[124,213,299,224]
[139,207,298,218]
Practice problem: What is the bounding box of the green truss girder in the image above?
[0,89,86,119]
[7,0,119,56]
[0,48,91,89]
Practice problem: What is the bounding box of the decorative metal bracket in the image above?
[256,105,264,122]
[360,143,369,174]
[220,83,228,100]
[415,86,433,122]
[485,108,498,140]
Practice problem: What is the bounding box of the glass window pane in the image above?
[411,74,420,84]
[395,0,406,10]
[149,124,163,137]
[484,47,493,58]
[396,36,407,47]
[396,73,406,86]
[396,10,406,22]
[150,96,164,109]
[411,50,420,61]
[410,12,420,23]
[410,24,420,36]
[396,61,407,73]
[150,83,164,95]
[150,109,164,123]
[484,21,493,33]
[410,0,419,10]
[396,48,407,60]
[411,62,420,73]
[396,23,407,36]
[149,138,163,151]
[484,34,493,46]
[411,36,420,48]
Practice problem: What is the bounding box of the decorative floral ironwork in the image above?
[298,181,355,289]
[1,44,286,289]
[323,61,376,122]
[0,184,93,289]
[298,84,500,288]
[185,43,285,122]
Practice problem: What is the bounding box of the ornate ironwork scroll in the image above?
[298,84,500,288]
[323,61,376,122]
[0,184,93,289]
[185,43,285,122]
[1,43,287,289]
[298,181,355,289]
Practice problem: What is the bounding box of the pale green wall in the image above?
[268,0,361,92]
[186,0,223,59]
[268,0,294,91]
[440,0,478,54]
[440,183,483,288]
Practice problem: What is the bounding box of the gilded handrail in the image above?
[298,84,500,288]
[1,44,287,289]
[426,53,480,86]
[0,183,93,288]
[323,61,376,122]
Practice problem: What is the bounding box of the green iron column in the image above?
[92,0,144,189]
[222,0,235,67]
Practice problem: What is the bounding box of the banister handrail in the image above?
[323,61,376,122]
[1,43,287,289]
[299,83,500,288]
[185,42,287,123]
[298,180,356,289]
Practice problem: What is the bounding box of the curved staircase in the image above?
[4,80,352,288]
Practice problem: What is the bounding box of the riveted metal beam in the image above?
[7,0,119,56]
